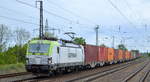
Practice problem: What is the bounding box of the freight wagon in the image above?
[125,50,130,61]
[118,49,123,62]
[131,50,140,59]
[84,45,108,67]
[107,48,114,64]
[122,50,126,62]
[84,44,99,68]
[98,46,108,65]
[114,49,119,63]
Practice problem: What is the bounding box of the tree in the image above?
[14,28,30,46]
[118,44,127,50]
[45,32,55,38]
[0,24,11,52]
[73,37,86,45]
[14,28,30,63]
[100,44,106,47]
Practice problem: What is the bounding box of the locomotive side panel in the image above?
[58,46,84,67]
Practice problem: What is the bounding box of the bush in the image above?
[148,53,150,57]
[0,44,27,65]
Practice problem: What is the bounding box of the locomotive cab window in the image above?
[28,44,50,53]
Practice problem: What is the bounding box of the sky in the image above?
[0,0,150,52]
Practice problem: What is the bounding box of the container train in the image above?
[25,38,141,75]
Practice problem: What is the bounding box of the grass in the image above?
[0,63,26,75]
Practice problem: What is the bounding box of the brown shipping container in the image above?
[107,48,114,62]
[125,51,130,60]
[98,47,108,62]
[125,51,127,59]
[114,49,119,62]
[129,51,131,60]
[118,50,123,60]
[130,51,133,59]
[84,44,99,64]
[122,50,126,60]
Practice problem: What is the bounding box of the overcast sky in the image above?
[0,0,150,52]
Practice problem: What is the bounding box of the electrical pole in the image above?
[112,36,115,48]
[36,0,44,39]
[95,25,99,46]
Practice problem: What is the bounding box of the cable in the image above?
[124,0,142,23]
[124,0,138,18]
[16,0,74,23]
[0,5,37,20]
[107,0,136,27]
[43,9,73,22]
[47,0,97,25]
[0,15,38,25]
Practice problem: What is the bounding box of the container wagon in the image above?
[84,44,99,68]
[129,51,131,60]
[114,49,119,63]
[98,46,108,66]
[131,50,139,59]
[122,50,126,62]
[107,48,114,64]
[118,50,123,62]
[125,50,130,61]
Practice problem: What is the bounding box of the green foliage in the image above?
[0,45,3,52]
[100,44,106,47]
[118,44,127,50]
[73,37,86,45]
[148,53,150,57]
[0,63,25,74]
[0,44,27,64]
[45,32,55,38]
[31,37,40,40]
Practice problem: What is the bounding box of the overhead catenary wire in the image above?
[123,0,138,19]
[0,15,38,25]
[123,0,143,25]
[16,0,75,23]
[0,5,37,20]
[47,0,97,25]
[107,0,136,28]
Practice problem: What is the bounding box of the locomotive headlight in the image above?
[48,58,52,64]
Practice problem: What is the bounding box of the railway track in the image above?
[13,58,146,82]
[66,58,146,82]
[122,61,149,82]
[140,70,150,82]
[0,72,31,79]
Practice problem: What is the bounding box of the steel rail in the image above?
[122,61,149,82]
[66,59,145,82]
[139,70,150,82]
[0,72,31,79]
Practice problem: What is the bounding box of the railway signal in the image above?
[95,25,99,46]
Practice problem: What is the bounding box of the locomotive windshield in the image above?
[28,44,50,53]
